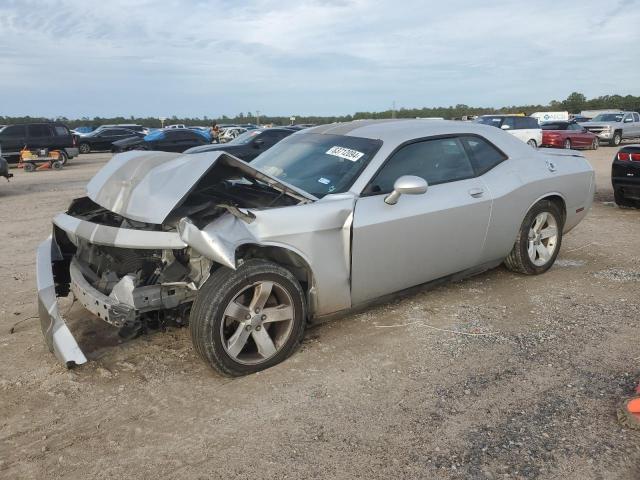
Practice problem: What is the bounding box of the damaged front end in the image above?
[37,151,312,367]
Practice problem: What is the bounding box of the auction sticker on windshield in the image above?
[326,146,364,162]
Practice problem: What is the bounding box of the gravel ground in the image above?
[1,147,639,479]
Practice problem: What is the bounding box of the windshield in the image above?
[592,113,623,122]
[475,116,504,127]
[228,130,261,145]
[541,123,568,130]
[251,133,382,198]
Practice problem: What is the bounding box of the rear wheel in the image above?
[504,200,563,275]
[79,143,91,154]
[52,160,63,170]
[23,162,35,172]
[592,138,599,150]
[527,139,537,148]
[57,150,68,165]
[190,259,306,377]
[564,139,572,149]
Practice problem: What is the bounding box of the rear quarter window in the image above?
[462,136,507,175]
[54,126,69,136]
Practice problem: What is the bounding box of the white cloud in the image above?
[0,0,639,117]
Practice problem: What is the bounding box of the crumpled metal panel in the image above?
[187,193,357,316]
[36,236,87,367]
[86,150,314,225]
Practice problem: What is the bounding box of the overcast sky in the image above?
[1,0,639,118]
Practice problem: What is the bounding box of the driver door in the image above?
[350,137,492,305]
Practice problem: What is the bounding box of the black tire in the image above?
[79,143,91,154]
[592,138,599,150]
[610,132,622,146]
[190,259,307,377]
[57,150,68,165]
[527,139,537,148]
[52,160,63,170]
[23,162,35,172]
[614,189,637,208]
[564,139,571,149]
[504,199,564,275]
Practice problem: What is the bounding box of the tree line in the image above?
[2,92,639,129]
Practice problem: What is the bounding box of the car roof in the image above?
[305,119,513,146]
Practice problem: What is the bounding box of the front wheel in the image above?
[564,139,572,149]
[190,259,307,376]
[610,132,622,146]
[79,143,91,154]
[504,200,563,275]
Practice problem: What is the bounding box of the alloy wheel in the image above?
[564,139,571,149]
[527,212,558,267]
[220,280,295,365]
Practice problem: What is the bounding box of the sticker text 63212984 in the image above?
[325,146,365,162]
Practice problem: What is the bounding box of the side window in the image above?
[623,114,633,123]
[568,123,581,131]
[28,124,53,137]
[366,137,475,194]
[462,136,507,175]
[527,117,540,129]
[0,125,27,138]
[634,113,640,122]
[54,126,69,136]
[502,117,516,130]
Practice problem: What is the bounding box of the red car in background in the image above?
[541,121,599,150]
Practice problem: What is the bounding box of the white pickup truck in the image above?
[581,111,640,146]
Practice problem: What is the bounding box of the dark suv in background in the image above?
[0,122,79,164]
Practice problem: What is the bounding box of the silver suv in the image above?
[582,112,640,146]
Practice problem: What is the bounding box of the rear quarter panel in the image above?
[480,148,594,262]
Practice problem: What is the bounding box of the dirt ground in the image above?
[1,146,639,479]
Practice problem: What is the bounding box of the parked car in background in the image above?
[540,121,599,150]
[0,153,12,181]
[219,127,247,143]
[611,145,640,207]
[77,128,144,154]
[183,127,295,161]
[166,124,186,129]
[111,128,210,153]
[91,124,148,135]
[475,115,542,147]
[37,119,594,374]
[0,122,79,164]
[570,115,591,123]
[582,112,640,146]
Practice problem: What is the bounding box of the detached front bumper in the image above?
[36,236,87,367]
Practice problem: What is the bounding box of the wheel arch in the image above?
[234,243,317,316]
[528,193,566,226]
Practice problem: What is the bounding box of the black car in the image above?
[77,128,144,154]
[0,155,12,181]
[612,145,640,207]
[183,127,295,161]
[112,128,210,153]
[0,122,79,164]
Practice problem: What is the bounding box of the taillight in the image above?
[618,152,630,161]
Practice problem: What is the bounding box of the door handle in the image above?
[468,187,484,198]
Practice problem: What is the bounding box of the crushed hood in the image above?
[86,150,315,224]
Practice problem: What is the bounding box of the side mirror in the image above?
[501,124,511,130]
[384,175,428,205]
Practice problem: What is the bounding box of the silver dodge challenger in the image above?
[37,120,595,376]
